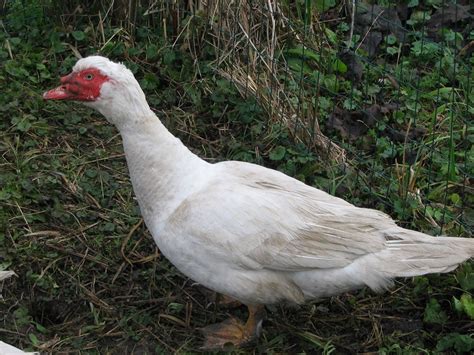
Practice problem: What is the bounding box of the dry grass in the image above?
[205,0,347,163]
[131,0,347,163]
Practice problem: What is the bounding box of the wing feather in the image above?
[166,161,398,272]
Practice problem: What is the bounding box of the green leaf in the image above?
[141,73,159,90]
[323,74,339,92]
[436,333,474,353]
[269,146,286,161]
[167,302,184,313]
[325,27,338,45]
[453,296,463,313]
[146,44,159,61]
[35,322,48,334]
[287,58,313,76]
[387,46,399,55]
[460,294,474,319]
[423,298,448,325]
[332,58,347,74]
[29,333,40,346]
[184,84,201,107]
[314,0,336,12]
[386,34,397,45]
[343,98,357,110]
[85,169,98,178]
[52,40,66,53]
[72,31,85,41]
[285,45,320,62]
[457,264,474,291]
[426,87,456,99]
[9,37,21,45]
[450,193,461,205]
[407,11,431,26]
[17,119,32,132]
[12,115,34,132]
[102,222,115,232]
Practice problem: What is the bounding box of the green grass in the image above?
[1,0,473,353]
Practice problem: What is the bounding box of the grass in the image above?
[1,0,473,353]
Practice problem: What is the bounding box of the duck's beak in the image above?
[43,73,75,100]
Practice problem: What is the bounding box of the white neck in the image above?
[118,110,210,230]
[89,76,212,231]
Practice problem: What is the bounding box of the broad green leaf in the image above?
[325,27,338,45]
[386,34,397,45]
[424,298,448,325]
[332,58,347,74]
[35,322,47,334]
[285,45,320,62]
[323,74,339,92]
[450,193,461,205]
[407,11,431,26]
[9,37,21,45]
[102,222,115,232]
[457,264,474,291]
[287,58,313,76]
[29,333,40,346]
[460,294,474,319]
[386,46,399,55]
[426,87,456,99]
[453,296,463,313]
[72,31,85,41]
[269,146,286,161]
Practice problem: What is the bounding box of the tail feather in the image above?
[381,228,473,278]
[355,228,473,292]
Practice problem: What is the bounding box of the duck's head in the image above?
[43,56,150,126]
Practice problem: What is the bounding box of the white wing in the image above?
[165,161,397,272]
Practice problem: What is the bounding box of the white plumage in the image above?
[44,56,474,348]
[0,271,16,281]
[0,342,38,355]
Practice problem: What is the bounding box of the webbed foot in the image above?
[200,305,265,350]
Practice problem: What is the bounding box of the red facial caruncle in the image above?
[43,68,109,101]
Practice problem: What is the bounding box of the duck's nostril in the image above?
[60,73,73,84]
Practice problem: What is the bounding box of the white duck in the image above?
[44,56,474,349]
[0,271,16,281]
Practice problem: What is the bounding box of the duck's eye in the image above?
[84,73,94,81]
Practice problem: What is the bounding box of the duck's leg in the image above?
[216,293,242,308]
[200,304,265,350]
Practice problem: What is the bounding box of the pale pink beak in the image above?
[43,74,75,100]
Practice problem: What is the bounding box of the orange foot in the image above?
[200,305,265,350]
